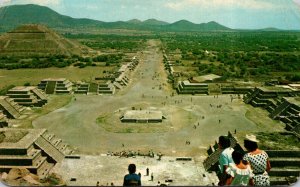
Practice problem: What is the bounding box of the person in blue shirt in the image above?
[123,164,141,186]
[218,136,234,185]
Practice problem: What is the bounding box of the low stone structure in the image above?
[120,110,164,123]
[0,128,73,179]
[191,74,221,83]
[244,87,297,107]
[221,85,254,95]
[177,80,208,95]
[98,82,115,95]
[0,111,8,128]
[38,78,72,94]
[0,96,24,119]
[74,82,89,94]
[270,97,300,135]
[115,72,130,87]
[244,87,300,136]
[113,56,139,90]
[6,86,47,107]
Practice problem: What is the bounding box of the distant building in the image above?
[177,80,208,95]
[120,110,164,123]
[6,86,47,107]
[38,78,72,94]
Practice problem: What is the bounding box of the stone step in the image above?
[266,150,300,157]
[37,161,54,179]
[269,160,300,168]
[270,177,289,186]
[269,168,300,177]
[35,137,65,163]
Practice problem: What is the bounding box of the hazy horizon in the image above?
[1,0,300,30]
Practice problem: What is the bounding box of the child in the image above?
[226,150,254,186]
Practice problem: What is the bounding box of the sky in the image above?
[1,0,300,29]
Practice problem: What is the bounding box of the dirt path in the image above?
[33,40,284,156]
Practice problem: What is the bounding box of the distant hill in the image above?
[0,4,105,31]
[0,4,231,32]
[163,20,229,31]
[142,19,169,26]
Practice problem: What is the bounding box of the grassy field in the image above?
[15,95,72,128]
[0,66,118,88]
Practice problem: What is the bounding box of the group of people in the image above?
[218,135,271,186]
[122,134,270,186]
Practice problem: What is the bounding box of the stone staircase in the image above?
[74,83,89,94]
[266,150,300,185]
[244,87,260,104]
[45,81,56,94]
[34,136,65,163]
[0,96,23,119]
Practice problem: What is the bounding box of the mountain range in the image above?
[0,4,232,32]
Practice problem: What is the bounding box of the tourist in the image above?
[146,168,149,176]
[243,135,271,186]
[151,173,154,181]
[217,136,234,186]
[225,150,254,186]
[123,164,141,186]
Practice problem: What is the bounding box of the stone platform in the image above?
[120,110,164,123]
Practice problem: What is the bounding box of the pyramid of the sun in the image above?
[0,24,83,56]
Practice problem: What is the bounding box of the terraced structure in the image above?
[0,24,84,56]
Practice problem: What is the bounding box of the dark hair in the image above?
[128,164,136,174]
[218,136,230,148]
[232,150,244,165]
[244,140,258,152]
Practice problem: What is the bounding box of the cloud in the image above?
[0,0,11,6]
[294,0,300,5]
[164,0,279,11]
[2,0,62,6]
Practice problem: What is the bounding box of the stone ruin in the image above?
[6,86,47,107]
[0,128,73,179]
[177,80,209,95]
[0,96,24,119]
[244,87,300,137]
[120,110,164,123]
[38,78,72,94]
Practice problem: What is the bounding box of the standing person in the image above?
[226,150,254,186]
[243,135,271,186]
[123,164,141,186]
[218,136,234,186]
[146,168,149,176]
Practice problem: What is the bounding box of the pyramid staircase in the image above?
[0,96,24,119]
[6,87,47,107]
[267,150,300,185]
[74,83,89,94]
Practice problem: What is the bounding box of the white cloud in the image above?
[165,0,279,11]
[3,0,62,6]
[0,0,11,6]
[294,0,300,5]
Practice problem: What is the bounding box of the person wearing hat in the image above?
[243,134,271,186]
